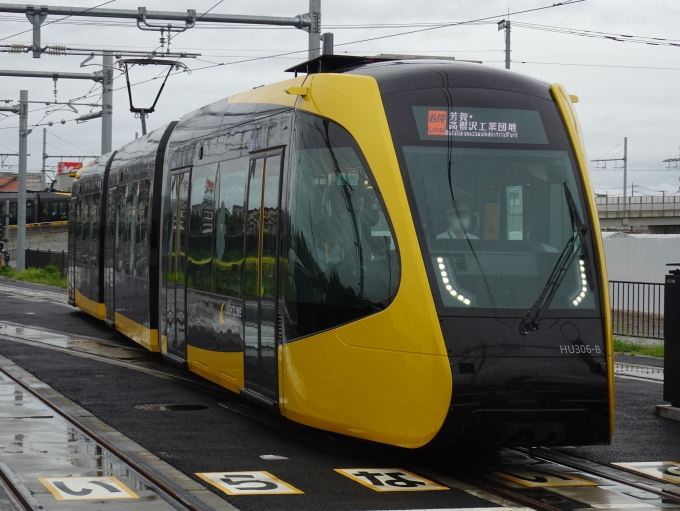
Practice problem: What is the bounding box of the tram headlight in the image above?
[436,257,470,306]
[573,259,589,307]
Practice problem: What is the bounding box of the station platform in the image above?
[0,277,679,511]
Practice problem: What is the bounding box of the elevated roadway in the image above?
[597,195,680,233]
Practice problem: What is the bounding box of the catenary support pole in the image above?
[4,199,8,262]
[505,20,511,69]
[623,136,628,216]
[26,5,47,58]
[308,0,321,60]
[321,32,333,55]
[41,128,46,190]
[17,90,27,271]
[101,51,113,154]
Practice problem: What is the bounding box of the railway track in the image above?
[0,357,231,511]
[0,319,676,511]
[0,460,35,511]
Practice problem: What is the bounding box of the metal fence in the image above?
[25,248,68,276]
[609,281,664,339]
[2,248,68,276]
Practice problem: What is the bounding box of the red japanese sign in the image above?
[57,162,82,175]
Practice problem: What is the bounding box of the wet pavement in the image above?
[0,357,187,510]
[0,280,679,510]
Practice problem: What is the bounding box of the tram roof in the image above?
[287,54,553,101]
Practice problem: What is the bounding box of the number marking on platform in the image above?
[613,461,680,483]
[493,467,597,487]
[39,476,138,500]
[335,468,448,492]
[196,471,302,495]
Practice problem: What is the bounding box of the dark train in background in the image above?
[0,191,70,225]
[68,55,614,451]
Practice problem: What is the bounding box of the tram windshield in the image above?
[384,89,597,313]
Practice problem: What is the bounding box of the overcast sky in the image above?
[0,0,679,196]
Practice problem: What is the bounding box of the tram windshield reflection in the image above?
[402,146,595,311]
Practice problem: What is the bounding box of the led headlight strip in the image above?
[572,259,588,306]
[436,257,471,306]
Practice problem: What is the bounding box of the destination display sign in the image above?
[413,106,549,144]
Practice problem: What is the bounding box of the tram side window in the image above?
[80,195,91,265]
[188,165,217,293]
[40,202,48,223]
[125,182,138,276]
[135,180,150,278]
[115,186,126,273]
[215,158,247,299]
[8,202,17,225]
[90,193,101,267]
[73,200,81,259]
[43,200,69,222]
[283,113,401,339]
[26,201,34,224]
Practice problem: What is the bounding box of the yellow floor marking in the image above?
[196,471,302,495]
[613,461,680,483]
[39,476,138,500]
[334,468,448,492]
[493,467,598,487]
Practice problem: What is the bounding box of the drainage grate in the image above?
[134,404,209,412]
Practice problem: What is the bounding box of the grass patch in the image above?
[0,265,67,289]
[613,338,664,358]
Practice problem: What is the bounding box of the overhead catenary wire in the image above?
[510,21,680,48]
[49,131,94,156]
[596,141,624,160]
[0,0,587,158]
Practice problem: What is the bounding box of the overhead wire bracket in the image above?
[25,5,47,58]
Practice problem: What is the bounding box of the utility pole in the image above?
[308,0,321,60]
[505,20,511,69]
[498,19,510,69]
[17,90,28,271]
[623,137,628,212]
[102,51,113,154]
[41,128,46,190]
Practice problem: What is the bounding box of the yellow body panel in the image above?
[74,288,106,320]
[551,84,614,442]
[114,312,159,352]
[186,346,244,394]
[279,73,452,447]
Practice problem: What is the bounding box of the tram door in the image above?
[243,152,283,401]
[165,169,191,360]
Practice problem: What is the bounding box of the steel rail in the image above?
[0,465,32,510]
[0,3,310,28]
[421,461,563,511]
[514,447,680,503]
[0,363,217,511]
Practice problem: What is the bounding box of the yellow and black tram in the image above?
[68,56,613,450]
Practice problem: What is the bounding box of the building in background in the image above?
[0,172,42,192]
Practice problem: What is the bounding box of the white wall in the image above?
[602,237,680,283]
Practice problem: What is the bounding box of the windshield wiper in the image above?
[519,182,590,335]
